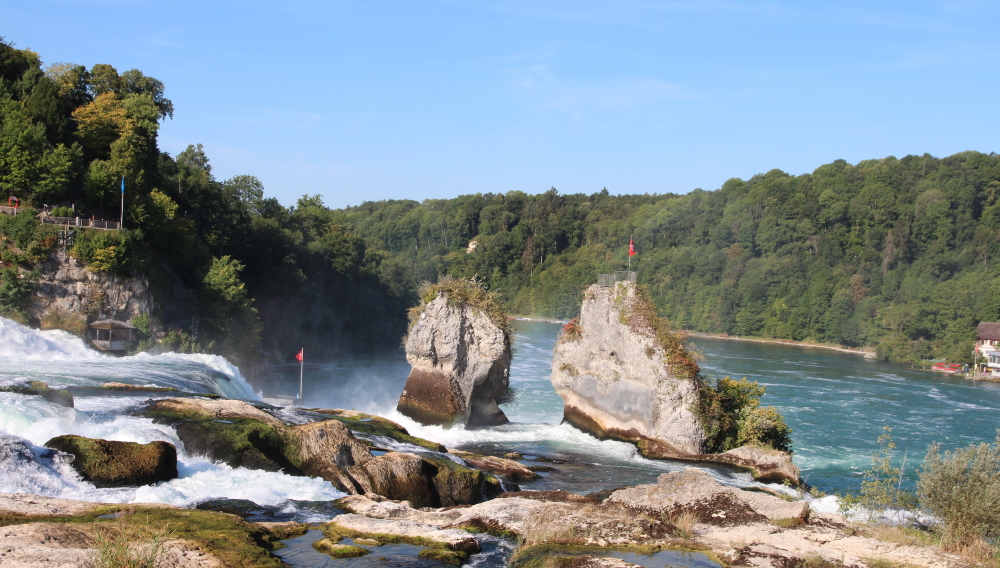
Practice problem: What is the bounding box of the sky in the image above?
[6,1,999,209]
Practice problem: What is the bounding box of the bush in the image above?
[0,267,35,322]
[71,229,134,275]
[411,276,512,345]
[697,376,792,453]
[839,426,916,524]
[918,435,1000,554]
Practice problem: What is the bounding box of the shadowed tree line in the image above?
[0,38,409,368]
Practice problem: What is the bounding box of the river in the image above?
[3,316,1000,511]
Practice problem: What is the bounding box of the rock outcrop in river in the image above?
[396,279,512,428]
[144,398,504,507]
[551,281,800,485]
[550,282,706,454]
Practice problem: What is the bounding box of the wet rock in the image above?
[718,445,801,485]
[397,281,512,428]
[102,382,179,393]
[605,468,806,526]
[313,538,370,557]
[144,398,497,507]
[44,435,177,487]
[449,449,539,482]
[328,513,481,554]
[0,381,74,407]
[550,282,705,454]
[146,398,284,427]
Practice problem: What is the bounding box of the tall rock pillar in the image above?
[550,282,706,455]
[396,280,512,428]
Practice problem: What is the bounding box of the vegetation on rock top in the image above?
[408,276,513,346]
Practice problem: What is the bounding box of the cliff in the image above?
[550,282,706,454]
[27,254,153,328]
[396,279,512,428]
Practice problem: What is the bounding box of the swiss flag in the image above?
[629,238,636,257]
[295,348,303,363]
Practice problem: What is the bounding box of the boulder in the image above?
[0,381,74,408]
[550,282,705,454]
[717,445,801,485]
[44,435,178,487]
[144,398,499,507]
[328,514,481,554]
[605,468,808,526]
[449,450,538,482]
[397,281,512,428]
[145,398,284,427]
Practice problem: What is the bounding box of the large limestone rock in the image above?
[397,286,512,427]
[550,282,706,454]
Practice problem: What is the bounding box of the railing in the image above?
[41,216,120,230]
[0,206,19,215]
[597,271,637,287]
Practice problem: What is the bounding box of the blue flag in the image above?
[121,177,125,194]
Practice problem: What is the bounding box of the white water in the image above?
[0,317,344,514]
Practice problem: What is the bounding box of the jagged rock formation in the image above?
[550,282,706,454]
[396,282,512,427]
[28,254,153,325]
[144,398,503,507]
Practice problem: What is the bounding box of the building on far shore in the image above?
[975,322,1000,375]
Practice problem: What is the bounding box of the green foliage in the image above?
[918,434,1000,552]
[331,153,1000,365]
[93,511,168,568]
[200,256,262,366]
[839,426,916,524]
[70,229,133,274]
[697,376,792,453]
[0,267,34,322]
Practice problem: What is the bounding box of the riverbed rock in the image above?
[146,398,284,427]
[327,514,481,554]
[605,468,807,525]
[0,381,74,407]
[397,283,512,428]
[550,282,706,454]
[144,398,499,507]
[449,450,539,482]
[44,435,178,487]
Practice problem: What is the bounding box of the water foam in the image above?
[0,317,258,400]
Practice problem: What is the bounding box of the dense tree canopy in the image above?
[334,153,1000,364]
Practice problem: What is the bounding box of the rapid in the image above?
[3,316,1000,522]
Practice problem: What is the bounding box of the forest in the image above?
[332,154,1000,365]
[3,36,1000,366]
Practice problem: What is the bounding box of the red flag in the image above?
[295,349,303,362]
[629,238,636,257]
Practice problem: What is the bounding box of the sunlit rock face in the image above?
[550,282,706,455]
[397,293,511,428]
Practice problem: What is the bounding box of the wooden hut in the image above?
[87,320,136,354]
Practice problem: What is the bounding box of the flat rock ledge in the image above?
[332,470,961,568]
[328,514,481,554]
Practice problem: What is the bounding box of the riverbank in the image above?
[685,331,877,359]
[510,316,568,324]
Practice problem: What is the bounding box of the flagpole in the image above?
[120,177,125,228]
[298,348,304,402]
[628,234,632,269]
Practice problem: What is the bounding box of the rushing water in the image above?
[3,314,1000,521]
[270,320,1000,496]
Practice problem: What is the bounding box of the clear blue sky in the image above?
[7,1,998,209]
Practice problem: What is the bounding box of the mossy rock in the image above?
[419,547,467,565]
[44,435,177,487]
[313,538,370,557]
[422,453,492,506]
[0,381,74,407]
[170,418,303,474]
[312,409,447,452]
